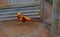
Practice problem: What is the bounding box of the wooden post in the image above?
[40,0,46,20]
[51,0,59,37]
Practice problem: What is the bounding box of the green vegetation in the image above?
[46,0,53,4]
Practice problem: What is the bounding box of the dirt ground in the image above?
[0,1,52,37]
[0,20,50,37]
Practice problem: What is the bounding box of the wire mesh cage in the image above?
[0,0,59,37]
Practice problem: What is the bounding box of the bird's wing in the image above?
[24,16,31,20]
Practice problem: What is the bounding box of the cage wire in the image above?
[40,0,52,29]
[14,0,51,37]
[41,0,59,37]
[0,0,54,37]
[51,0,59,37]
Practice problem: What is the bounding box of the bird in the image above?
[17,11,51,27]
[17,11,41,25]
[17,11,31,24]
[17,11,32,25]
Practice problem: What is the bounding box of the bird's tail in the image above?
[30,18,40,22]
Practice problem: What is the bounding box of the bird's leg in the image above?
[17,20,20,25]
[18,22,21,25]
[17,20,22,25]
[24,22,28,25]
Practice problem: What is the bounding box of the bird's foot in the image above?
[17,22,21,25]
[24,22,28,25]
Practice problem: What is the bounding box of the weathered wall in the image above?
[0,0,8,5]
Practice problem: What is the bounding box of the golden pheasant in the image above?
[17,11,51,26]
[17,11,31,23]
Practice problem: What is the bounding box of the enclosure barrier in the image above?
[0,1,40,21]
[0,0,59,37]
[51,0,59,37]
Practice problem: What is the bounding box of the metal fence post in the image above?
[51,0,59,37]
